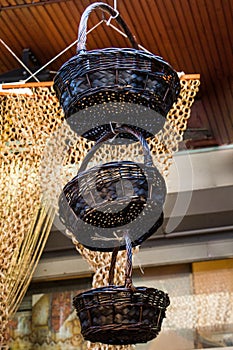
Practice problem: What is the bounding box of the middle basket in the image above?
[59,124,166,251]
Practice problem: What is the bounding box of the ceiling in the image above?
[0,0,233,147]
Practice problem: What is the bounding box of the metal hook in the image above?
[106,10,119,26]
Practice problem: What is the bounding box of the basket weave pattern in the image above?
[54,48,180,117]
[74,286,169,345]
[60,161,149,228]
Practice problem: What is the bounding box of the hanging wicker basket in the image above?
[73,235,170,345]
[54,2,181,141]
[59,124,166,251]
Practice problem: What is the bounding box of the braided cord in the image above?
[124,233,134,289]
[77,2,138,52]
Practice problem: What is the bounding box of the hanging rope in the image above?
[114,0,118,11]
[24,19,104,83]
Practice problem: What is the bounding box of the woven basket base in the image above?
[83,324,160,345]
[66,99,165,143]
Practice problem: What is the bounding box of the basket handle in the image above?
[108,233,136,290]
[79,124,153,174]
[77,2,139,52]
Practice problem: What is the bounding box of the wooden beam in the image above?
[180,74,200,80]
[1,81,54,89]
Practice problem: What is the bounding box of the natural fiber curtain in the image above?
[0,76,199,348]
[0,85,63,347]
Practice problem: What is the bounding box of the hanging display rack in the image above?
[54,2,176,345]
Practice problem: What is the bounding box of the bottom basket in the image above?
[73,236,170,345]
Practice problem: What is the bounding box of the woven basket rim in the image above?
[73,285,170,299]
[54,47,180,90]
[56,47,174,69]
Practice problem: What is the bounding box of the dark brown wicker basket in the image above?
[73,235,170,345]
[59,125,166,251]
[54,2,181,141]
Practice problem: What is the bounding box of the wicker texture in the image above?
[73,235,170,345]
[54,2,181,141]
[59,125,166,251]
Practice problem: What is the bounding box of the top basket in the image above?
[54,2,181,141]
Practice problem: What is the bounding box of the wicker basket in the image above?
[54,2,181,141]
[73,235,170,345]
[59,125,166,251]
